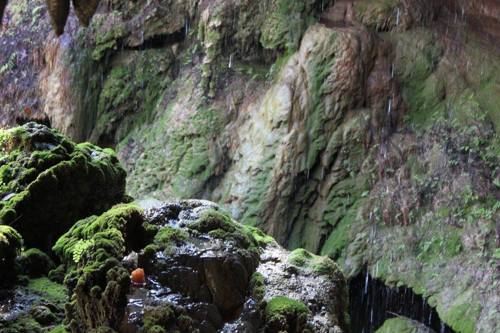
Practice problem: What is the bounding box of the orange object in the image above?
[131,268,145,285]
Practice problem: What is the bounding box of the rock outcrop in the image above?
[0,122,126,251]
[52,199,348,333]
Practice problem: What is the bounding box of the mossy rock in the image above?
[0,315,44,333]
[249,271,266,302]
[30,305,57,325]
[141,304,196,333]
[288,248,342,276]
[264,296,310,332]
[0,224,22,283]
[260,0,332,51]
[188,208,261,254]
[376,317,434,333]
[19,248,55,277]
[142,305,175,331]
[53,204,146,332]
[27,277,68,305]
[0,123,127,252]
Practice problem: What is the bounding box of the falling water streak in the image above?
[387,98,393,117]
[396,8,400,26]
[228,54,233,69]
[391,63,395,78]
[184,17,189,38]
[364,270,369,295]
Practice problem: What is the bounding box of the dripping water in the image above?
[184,17,189,38]
[396,8,400,26]
[386,97,392,117]
[349,271,456,333]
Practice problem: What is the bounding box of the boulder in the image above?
[0,122,127,252]
[53,200,348,333]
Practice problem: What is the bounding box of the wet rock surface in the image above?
[0,277,68,333]
[112,199,347,333]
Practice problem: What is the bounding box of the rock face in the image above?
[0,122,126,251]
[53,199,348,333]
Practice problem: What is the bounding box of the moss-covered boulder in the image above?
[376,317,435,333]
[52,200,348,332]
[264,296,310,332]
[0,122,126,251]
[0,225,22,283]
[53,204,146,332]
[19,248,55,277]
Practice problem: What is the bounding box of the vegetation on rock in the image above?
[0,123,127,251]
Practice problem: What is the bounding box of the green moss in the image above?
[321,215,352,259]
[92,48,173,146]
[19,248,55,277]
[0,225,22,283]
[48,265,66,283]
[188,209,237,234]
[0,123,126,252]
[123,100,226,199]
[91,13,126,61]
[441,302,482,333]
[266,296,309,315]
[53,204,145,331]
[265,296,310,326]
[143,305,175,331]
[48,325,69,333]
[53,203,144,266]
[0,224,22,250]
[243,225,277,247]
[249,272,266,302]
[27,277,68,305]
[288,248,341,276]
[376,317,432,333]
[260,0,328,51]
[493,248,500,259]
[188,208,261,254]
[154,226,188,246]
[30,305,57,325]
[416,231,462,263]
[354,0,400,31]
[0,315,43,333]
